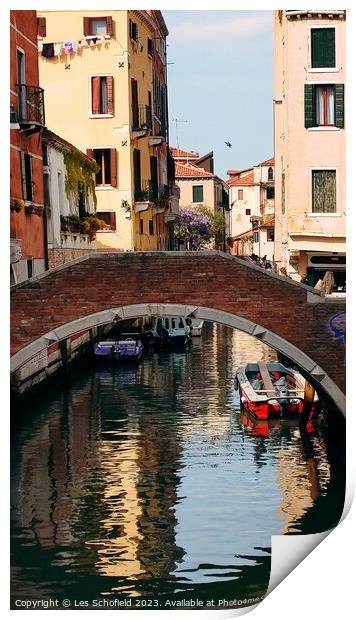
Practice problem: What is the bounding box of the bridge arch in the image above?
[10,301,346,416]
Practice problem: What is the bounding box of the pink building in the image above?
[274,10,346,290]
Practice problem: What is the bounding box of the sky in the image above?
[163,10,274,179]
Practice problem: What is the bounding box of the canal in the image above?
[10,323,345,610]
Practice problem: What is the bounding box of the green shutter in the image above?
[193,185,204,203]
[311,28,335,68]
[304,84,314,128]
[335,84,344,128]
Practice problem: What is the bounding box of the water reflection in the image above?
[11,323,345,607]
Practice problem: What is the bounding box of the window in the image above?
[83,16,113,36]
[20,152,33,201]
[312,170,336,213]
[245,209,251,216]
[267,228,274,242]
[253,231,259,243]
[96,211,116,230]
[193,185,203,203]
[148,219,154,235]
[91,76,114,115]
[89,148,117,187]
[311,28,335,68]
[268,166,273,180]
[304,83,344,128]
[140,218,144,234]
[315,85,335,126]
[238,189,243,200]
[266,186,275,199]
[147,38,153,55]
[37,17,46,37]
[129,19,138,41]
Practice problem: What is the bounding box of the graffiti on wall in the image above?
[328,311,346,363]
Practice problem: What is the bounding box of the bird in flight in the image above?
[225,141,232,148]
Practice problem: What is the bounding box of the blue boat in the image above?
[94,333,144,362]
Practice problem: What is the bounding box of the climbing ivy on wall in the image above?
[64,150,99,208]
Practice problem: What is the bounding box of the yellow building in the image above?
[38,10,176,251]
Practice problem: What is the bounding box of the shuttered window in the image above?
[335,84,345,128]
[90,148,117,187]
[305,83,344,128]
[312,170,336,213]
[91,76,114,115]
[37,17,46,37]
[131,79,139,128]
[129,19,138,41]
[193,185,204,203]
[311,28,335,68]
[238,189,243,200]
[83,16,113,36]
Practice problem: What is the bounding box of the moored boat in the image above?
[94,333,144,362]
[234,361,320,420]
[186,317,205,337]
[144,316,191,347]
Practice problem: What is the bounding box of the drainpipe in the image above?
[42,141,49,271]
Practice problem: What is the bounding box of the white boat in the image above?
[144,316,191,346]
[186,317,205,337]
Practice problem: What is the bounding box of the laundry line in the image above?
[38,34,111,57]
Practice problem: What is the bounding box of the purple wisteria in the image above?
[174,209,212,250]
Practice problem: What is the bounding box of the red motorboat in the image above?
[234,361,320,420]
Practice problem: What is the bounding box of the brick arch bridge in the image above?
[10,252,346,415]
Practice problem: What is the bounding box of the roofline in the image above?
[42,128,93,163]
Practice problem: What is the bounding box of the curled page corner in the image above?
[266,529,332,596]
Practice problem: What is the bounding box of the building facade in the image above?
[171,148,230,251]
[38,10,176,252]
[10,10,46,284]
[42,129,99,268]
[227,158,275,263]
[274,10,346,288]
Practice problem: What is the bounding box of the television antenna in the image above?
[171,116,187,150]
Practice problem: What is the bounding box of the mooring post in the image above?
[299,380,315,429]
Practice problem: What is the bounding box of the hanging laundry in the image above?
[72,40,80,53]
[63,40,74,53]
[54,42,63,56]
[42,43,55,58]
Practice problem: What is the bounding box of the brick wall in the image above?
[48,248,97,269]
[10,252,346,394]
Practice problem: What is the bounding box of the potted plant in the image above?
[10,198,24,213]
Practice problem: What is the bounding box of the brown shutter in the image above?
[107,76,114,114]
[109,212,116,230]
[110,149,117,187]
[86,148,94,159]
[106,16,113,36]
[83,17,90,36]
[37,17,46,37]
[91,76,101,114]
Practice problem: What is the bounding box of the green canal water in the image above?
[10,324,345,610]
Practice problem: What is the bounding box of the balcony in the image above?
[16,84,45,134]
[134,180,156,211]
[60,216,84,234]
[132,105,152,138]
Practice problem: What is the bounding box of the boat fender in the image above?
[234,375,239,391]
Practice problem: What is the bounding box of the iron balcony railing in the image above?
[16,84,45,126]
[133,105,152,131]
[135,179,157,203]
